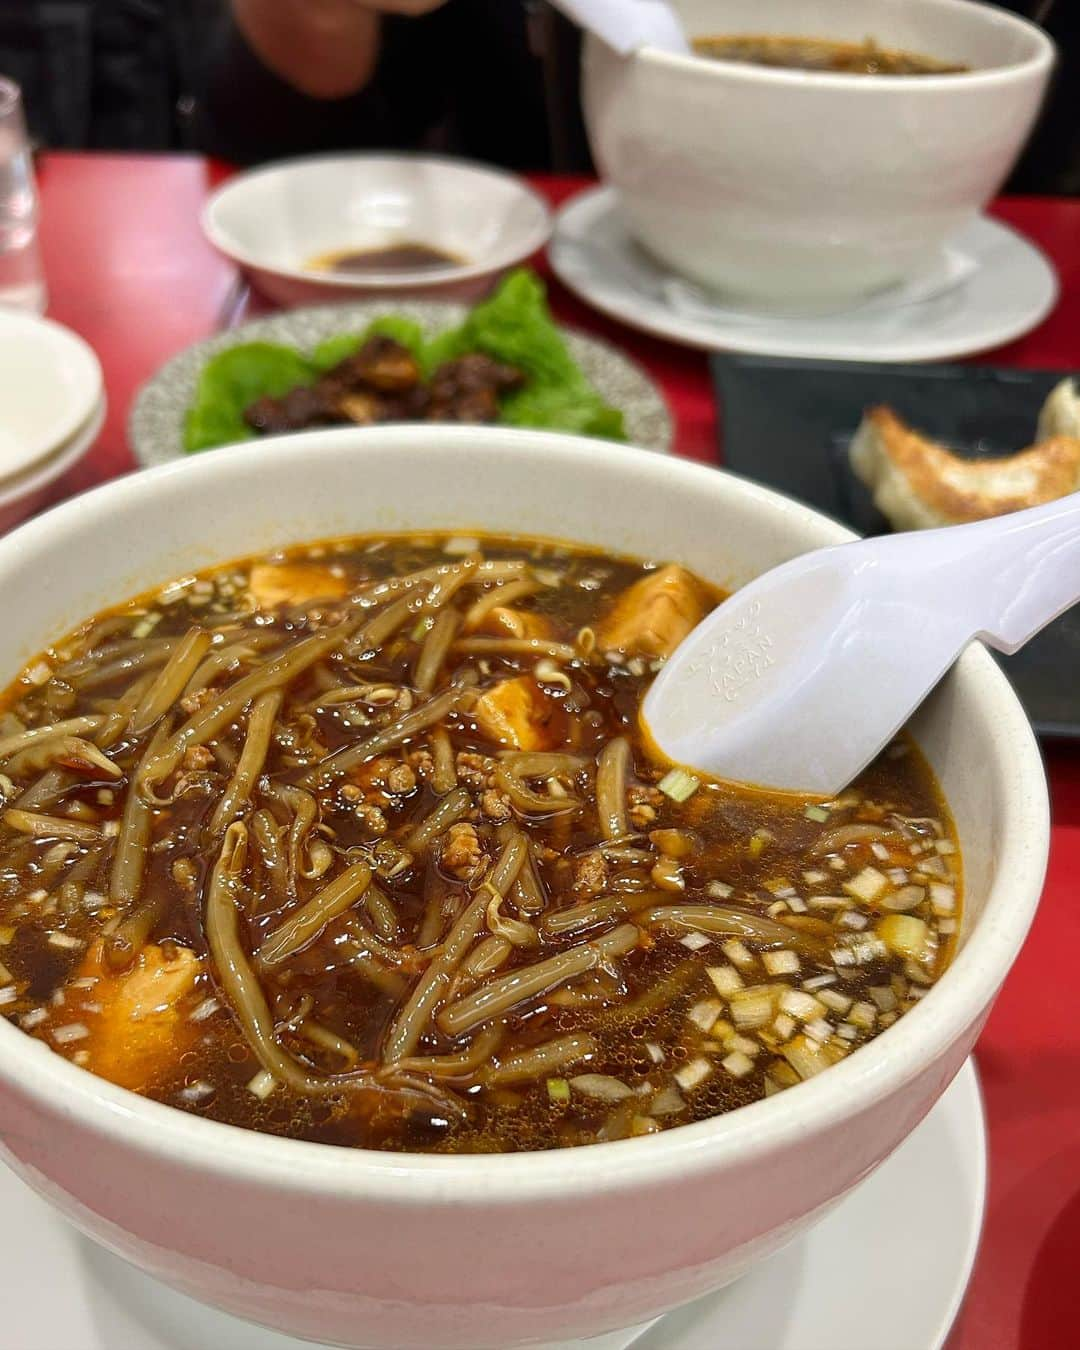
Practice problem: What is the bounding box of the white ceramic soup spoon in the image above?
[548,0,690,56]
[643,493,1080,796]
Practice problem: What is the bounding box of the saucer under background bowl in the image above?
[0,1060,985,1350]
[202,155,553,308]
[0,394,106,534]
[550,186,1058,363]
[128,300,673,467]
[0,309,103,475]
[0,310,105,531]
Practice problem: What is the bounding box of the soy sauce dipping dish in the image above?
[202,154,554,307]
[0,427,1049,1349]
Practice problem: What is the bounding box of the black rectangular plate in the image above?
[712,352,1080,740]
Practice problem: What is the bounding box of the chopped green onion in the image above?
[546,1077,570,1104]
[658,768,700,802]
[569,1074,633,1102]
[876,913,932,961]
[673,1057,713,1092]
[649,1085,685,1116]
[721,1050,754,1078]
[687,998,723,1033]
[747,828,773,859]
[781,1033,830,1080]
[722,939,756,970]
[442,536,479,556]
[246,1069,278,1100]
[842,866,889,903]
[707,964,743,997]
[804,805,830,823]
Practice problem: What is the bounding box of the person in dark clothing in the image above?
[193,0,1080,189]
[0,0,587,171]
[0,0,219,151]
[193,1,584,172]
[1008,2,1080,194]
[0,1,1075,192]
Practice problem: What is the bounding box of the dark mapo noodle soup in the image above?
[693,35,969,76]
[0,535,960,1152]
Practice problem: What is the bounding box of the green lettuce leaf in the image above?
[447,270,626,439]
[500,384,626,440]
[310,316,428,374]
[182,270,626,452]
[419,324,470,376]
[183,343,316,453]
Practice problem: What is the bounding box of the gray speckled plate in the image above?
[129,301,673,468]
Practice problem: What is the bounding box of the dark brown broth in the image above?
[307,244,462,274]
[693,34,969,76]
[0,534,960,1153]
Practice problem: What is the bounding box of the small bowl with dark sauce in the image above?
[306,242,465,277]
[203,154,553,307]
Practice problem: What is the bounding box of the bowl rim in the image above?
[0,426,1050,1201]
[634,0,1055,90]
[200,152,554,292]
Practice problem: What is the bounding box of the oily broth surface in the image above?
[0,532,960,1153]
[692,34,969,76]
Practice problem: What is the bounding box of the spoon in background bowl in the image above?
[643,493,1080,797]
[549,0,690,56]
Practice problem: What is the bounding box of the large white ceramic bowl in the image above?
[0,427,1049,1349]
[583,0,1054,307]
[202,154,553,307]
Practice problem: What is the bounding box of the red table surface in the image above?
[30,153,1080,1347]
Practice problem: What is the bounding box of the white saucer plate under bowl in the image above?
[128,300,673,466]
[0,310,104,477]
[0,1059,984,1350]
[0,394,106,534]
[550,185,1058,363]
[203,154,553,307]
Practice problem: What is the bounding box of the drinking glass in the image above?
[0,78,46,313]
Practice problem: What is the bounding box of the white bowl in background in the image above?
[0,426,1049,1348]
[583,0,1054,308]
[202,154,553,307]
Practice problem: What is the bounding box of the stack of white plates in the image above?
[0,310,105,531]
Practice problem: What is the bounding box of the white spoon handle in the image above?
[547,0,690,55]
[972,493,1080,652]
[912,493,1080,654]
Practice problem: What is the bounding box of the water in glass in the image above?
[0,80,46,314]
